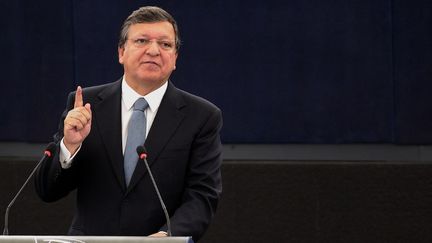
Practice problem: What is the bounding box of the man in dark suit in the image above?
[35,6,222,242]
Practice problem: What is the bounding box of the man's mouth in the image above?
[142,61,159,66]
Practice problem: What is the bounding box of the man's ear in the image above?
[118,47,125,64]
[173,52,178,70]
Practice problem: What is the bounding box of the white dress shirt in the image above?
[59,78,168,168]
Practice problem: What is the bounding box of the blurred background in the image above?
[1,0,432,242]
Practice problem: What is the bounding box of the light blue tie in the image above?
[124,98,148,186]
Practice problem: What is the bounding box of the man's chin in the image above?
[136,75,168,87]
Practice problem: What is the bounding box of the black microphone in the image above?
[136,145,172,237]
[3,142,56,235]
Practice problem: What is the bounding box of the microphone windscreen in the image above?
[136,145,147,155]
[44,142,57,157]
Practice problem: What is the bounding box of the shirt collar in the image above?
[121,77,168,112]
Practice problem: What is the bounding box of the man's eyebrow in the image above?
[132,33,174,40]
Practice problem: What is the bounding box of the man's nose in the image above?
[146,41,160,56]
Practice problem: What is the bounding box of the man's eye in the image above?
[159,41,174,50]
[162,42,172,47]
[135,38,149,45]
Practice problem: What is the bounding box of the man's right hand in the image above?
[63,86,92,155]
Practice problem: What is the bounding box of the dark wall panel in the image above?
[393,0,432,144]
[0,1,75,142]
[2,159,432,242]
[0,1,431,144]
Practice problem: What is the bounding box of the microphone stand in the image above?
[136,146,172,237]
[3,142,55,235]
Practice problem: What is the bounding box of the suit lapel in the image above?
[93,80,127,191]
[127,82,186,192]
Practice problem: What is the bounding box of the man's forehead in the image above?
[129,22,174,35]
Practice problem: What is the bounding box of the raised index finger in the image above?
[74,86,83,108]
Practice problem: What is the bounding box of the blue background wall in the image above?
[1,0,431,144]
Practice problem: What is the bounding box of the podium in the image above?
[0,235,193,243]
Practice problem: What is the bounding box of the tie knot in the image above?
[134,98,148,112]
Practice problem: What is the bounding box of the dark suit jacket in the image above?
[35,80,223,242]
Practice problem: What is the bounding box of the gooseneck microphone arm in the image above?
[3,142,56,235]
[136,145,172,237]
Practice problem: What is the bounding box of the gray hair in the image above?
[118,6,181,52]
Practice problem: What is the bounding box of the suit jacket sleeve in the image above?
[35,91,80,202]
